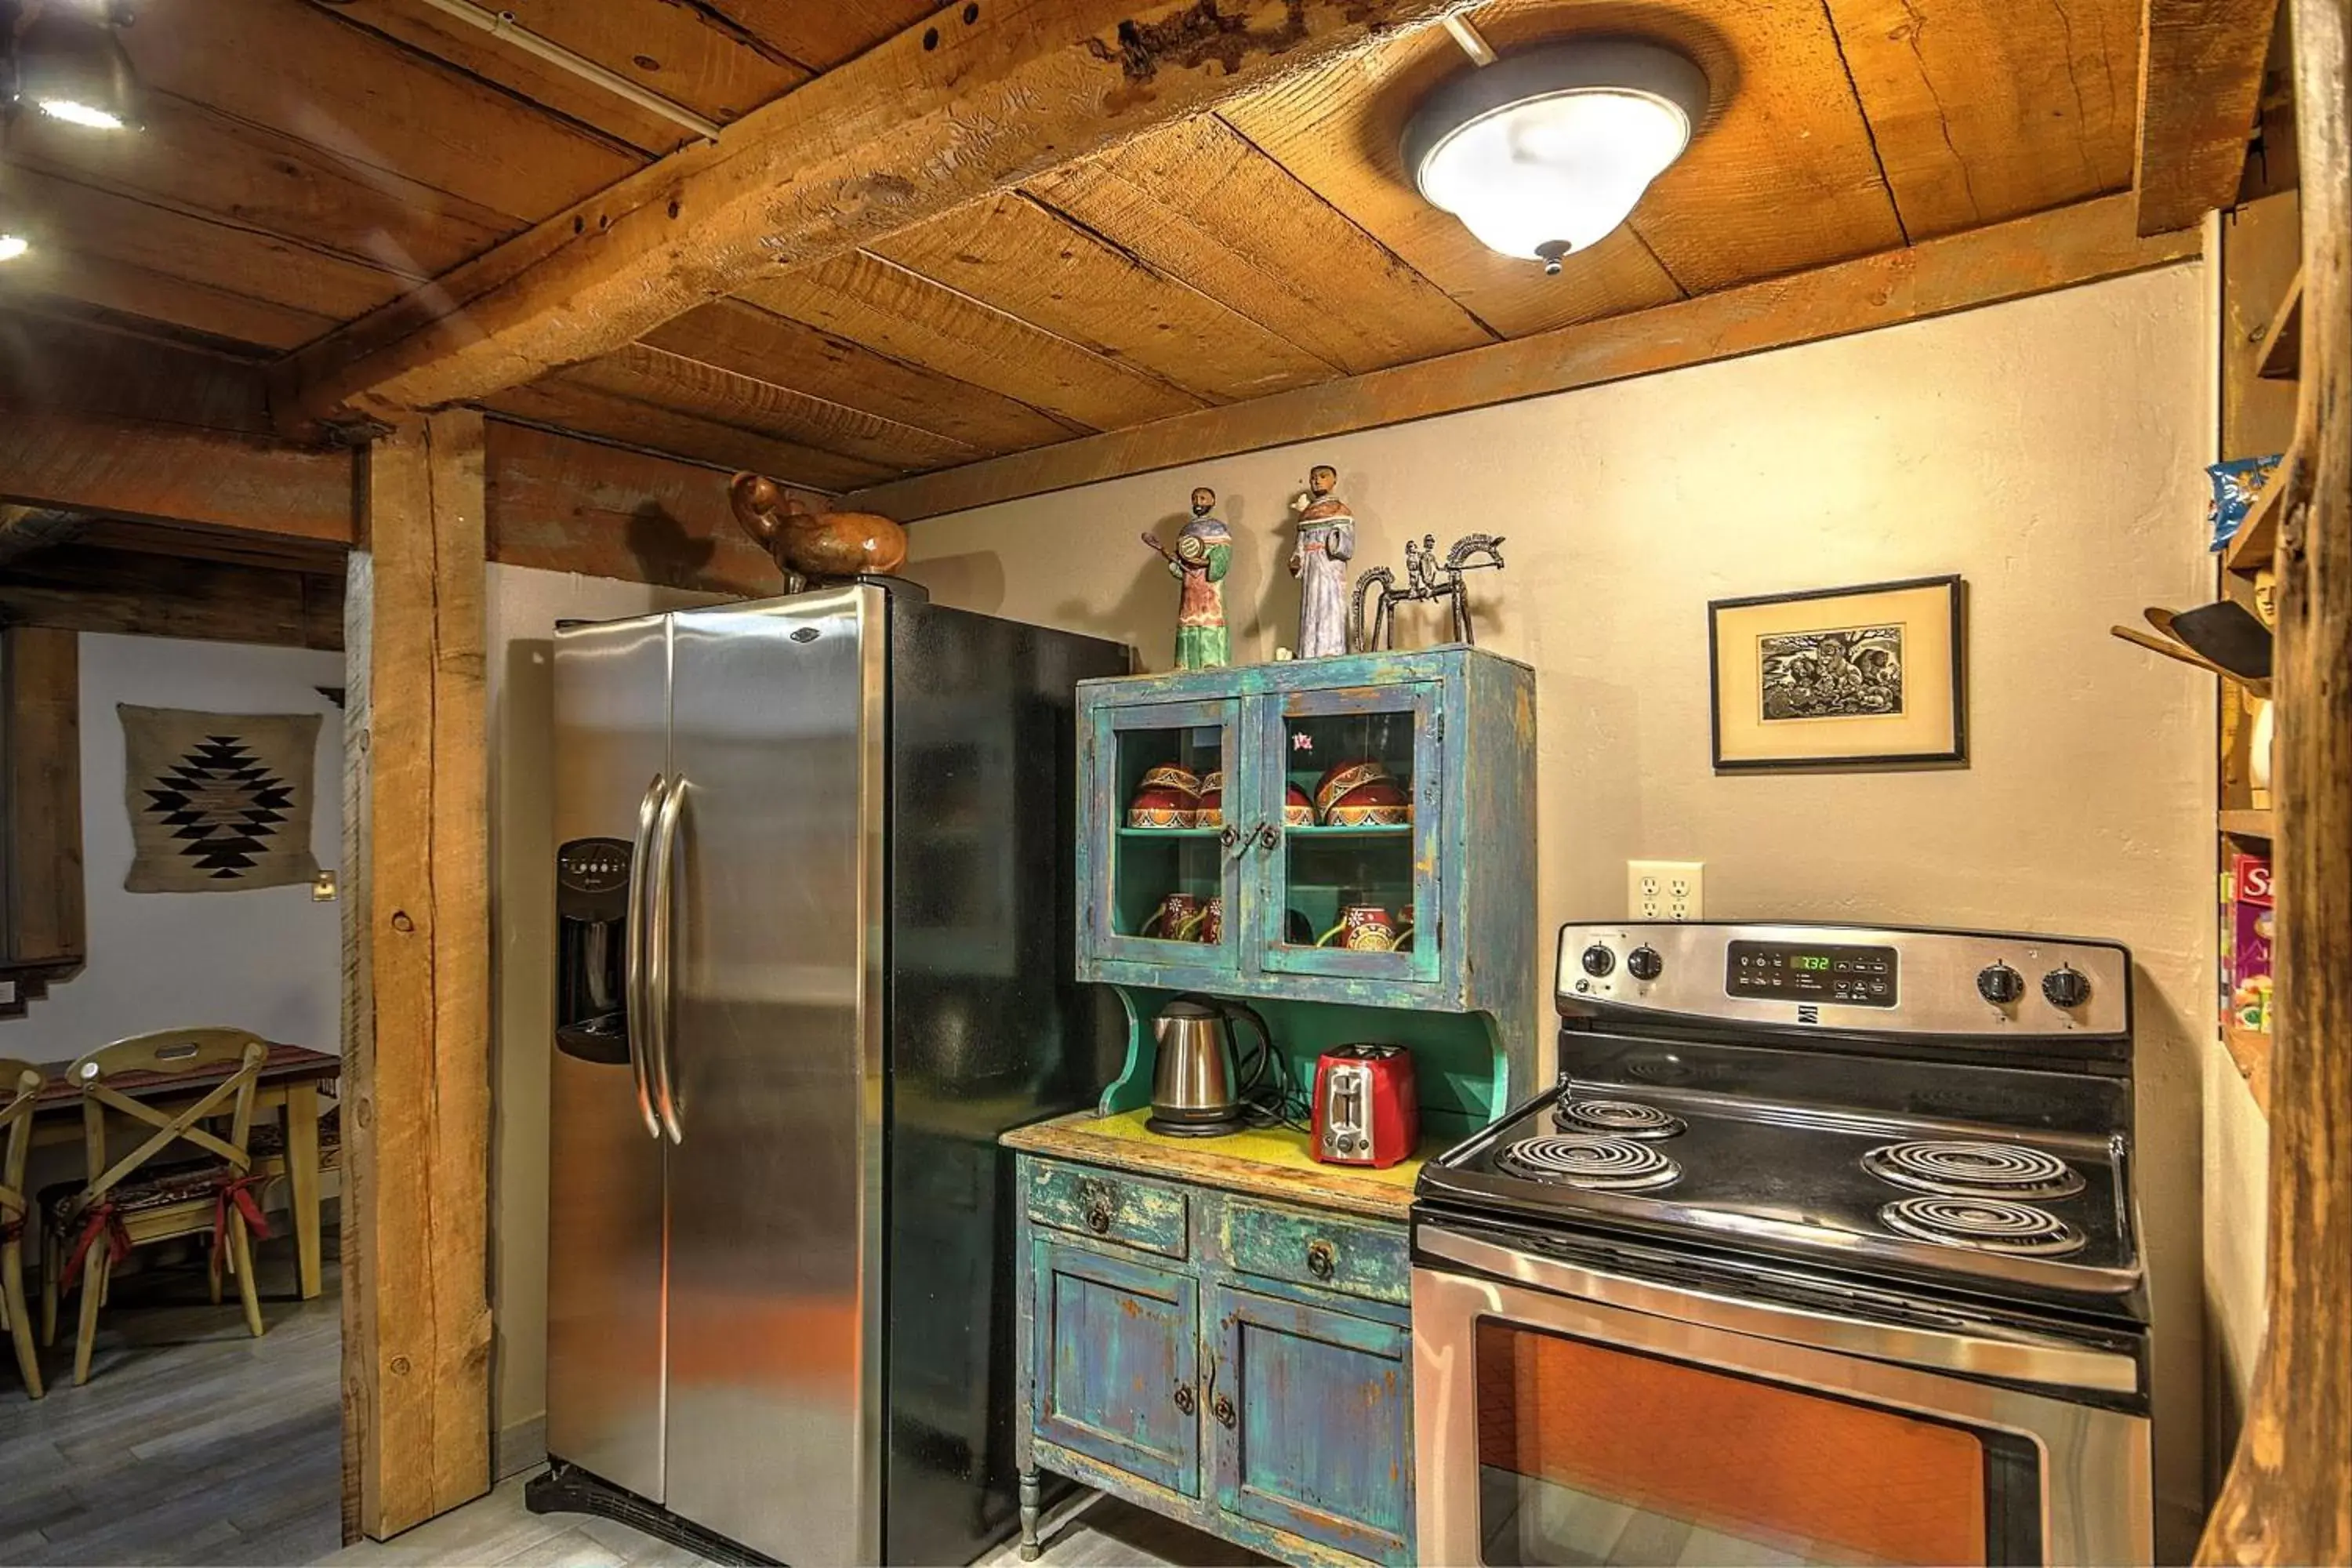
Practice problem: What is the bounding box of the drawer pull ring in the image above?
[1256,822,1281,851]
[1213,1392,1237,1428]
[1079,1181,1116,1234]
[1306,1240,1337,1279]
[1219,823,1241,851]
[1173,1383,1196,1415]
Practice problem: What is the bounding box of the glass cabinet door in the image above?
[1086,697,1247,972]
[1256,683,1441,984]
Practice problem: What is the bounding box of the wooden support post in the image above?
[2197,0,2352,1559]
[0,626,85,972]
[343,410,493,1541]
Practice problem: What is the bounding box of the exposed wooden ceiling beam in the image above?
[2136,0,2279,234]
[279,0,1478,426]
[0,507,85,569]
[0,544,345,650]
[0,408,358,544]
[848,194,2201,521]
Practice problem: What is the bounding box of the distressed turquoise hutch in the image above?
[1007,646,1537,1566]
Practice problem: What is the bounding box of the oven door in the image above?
[1414,1224,2151,1568]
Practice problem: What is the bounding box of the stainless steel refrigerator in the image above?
[542,584,1125,1566]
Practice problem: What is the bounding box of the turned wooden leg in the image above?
[229,1214,263,1338]
[2,1240,40,1399]
[1018,1468,1042,1562]
[73,1249,106,1386]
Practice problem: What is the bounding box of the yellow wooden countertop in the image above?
[1002,1109,1444,1221]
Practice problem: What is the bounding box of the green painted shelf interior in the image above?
[1116,827,1225,838]
[1101,987,1509,1134]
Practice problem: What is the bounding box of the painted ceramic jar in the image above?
[1314,760,1411,827]
[1283,783,1316,827]
[1140,891,1210,940]
[1196,770,1223,829]
[1127,764,1202,829]
[1316,903,1414,952]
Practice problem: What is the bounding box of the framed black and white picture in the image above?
[1708,575,1966,771]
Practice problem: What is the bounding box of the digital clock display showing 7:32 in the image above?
[1789,954,1832,971]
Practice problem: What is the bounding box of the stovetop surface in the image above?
[1416,1076,2145,1324]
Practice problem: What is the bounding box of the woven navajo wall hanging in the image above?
[118,705,322,894]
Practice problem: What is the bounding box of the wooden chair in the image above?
[1,1058,45,1399]
[38,1029,271,1386]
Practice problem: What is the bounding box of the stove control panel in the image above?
[1727,939,1897,1007]
[1558,921,2132,1044]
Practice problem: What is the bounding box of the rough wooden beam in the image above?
[2136,0,2279,234]
[484,419,789,596]
[2197,0,2352,1556]
[347,411,493,1539]
[0,626,83,971]
[851,194,2200,521]
[279,0,1475,423]
[0,508,84,568]
[0,545,343,649]
[0,408,356,544]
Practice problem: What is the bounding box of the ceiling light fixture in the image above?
[0,232,27,262]
[1404,39,1707,274]
[6,1,144,132]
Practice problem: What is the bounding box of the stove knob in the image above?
[1976,962,2024,1006]
[2042,964,2093,1010]
[1581,943,1616,978]
[1627,946,1664,982]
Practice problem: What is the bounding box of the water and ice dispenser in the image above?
[555,836,633,1062]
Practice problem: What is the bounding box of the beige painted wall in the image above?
[485,564,723,1472]
[903,267,2219,1555]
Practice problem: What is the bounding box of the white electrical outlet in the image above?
[1628,860,1705,921]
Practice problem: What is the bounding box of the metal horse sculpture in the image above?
[1348,533,1507,651]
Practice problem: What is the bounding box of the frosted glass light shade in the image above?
[1406,41,1707,269]
[0,234,28,263]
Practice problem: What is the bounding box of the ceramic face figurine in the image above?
[1141,487,1232,670]
[1289,463,1356,659]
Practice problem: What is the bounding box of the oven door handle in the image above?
[1416,1225,2140,1395]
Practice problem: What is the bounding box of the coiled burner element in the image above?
[1552,1098,1687,1139]
[1878,1196,2085,1257]
[1862,1140,2085,1200]
[1495,1136,1681,1192]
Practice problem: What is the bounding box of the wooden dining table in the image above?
[28,1043,339,1301]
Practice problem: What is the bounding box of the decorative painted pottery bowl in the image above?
[1128,764,1201,829]
[1196,770,1223,829]
[1283,784,1316,827]
[1314,760,1410,826]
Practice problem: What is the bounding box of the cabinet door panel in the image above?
[1210,1285,1414,1564]
[1257,681,1443,986]
[1080,696,1250,978]
[1032,1240,1202,1496]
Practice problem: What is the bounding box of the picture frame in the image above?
[1708,575,1966,771]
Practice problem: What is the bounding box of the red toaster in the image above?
[1312,1044,1418,1167]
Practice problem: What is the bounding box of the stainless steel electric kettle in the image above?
[1147,996,1272,1137]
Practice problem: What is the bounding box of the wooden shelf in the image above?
[2256,270,2303,381]
[2223,1026,2273,1116]
[2224,461,2290,577]
[2221,807,2275,839]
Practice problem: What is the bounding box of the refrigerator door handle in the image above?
[648,773,688,1143]
[625,773,665,1140]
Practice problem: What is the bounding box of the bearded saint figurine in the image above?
[1289,463,1356,658]
[1149,485,1232,670]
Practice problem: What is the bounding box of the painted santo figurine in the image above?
[1140,486,1232,670]
[1289,463,1356,658]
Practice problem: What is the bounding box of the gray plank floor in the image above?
[0,1232,341,1566]
[0,1231,1254,1568]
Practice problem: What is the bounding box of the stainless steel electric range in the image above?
[1412,922,2153,1568]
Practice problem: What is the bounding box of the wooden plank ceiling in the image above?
[0,0,2212,510]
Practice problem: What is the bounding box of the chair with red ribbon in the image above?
[38,1029,271,1387]
[1,1058,45,1399]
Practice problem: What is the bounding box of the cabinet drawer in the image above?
[1221,1200,1407,1305]
[1028,1162,1189,1258]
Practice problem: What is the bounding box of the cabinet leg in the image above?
[1018,1468,1042,1561]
